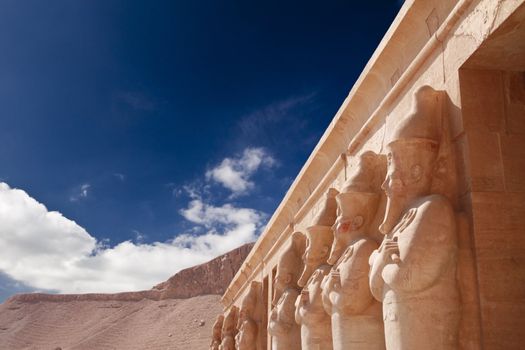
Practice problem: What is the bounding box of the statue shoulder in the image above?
[283,288,300,300]
[352,237,379,257]
[412,194,456,241]
[416,194,454,222]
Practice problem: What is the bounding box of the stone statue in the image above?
[268,231,306,350]
[210,314,224,350]
[369,85,460,349]
[219,306,238,350]
[235,281,262,350]
[321,151,386,350]
[295,188,338,350]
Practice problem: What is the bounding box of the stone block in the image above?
[460,69,506,132]
[465,131,505,192]
[500,133,525,192]
[504,71,525,134]
[480,301,525,350]
[471,192,525,231]
[475,229,525,301]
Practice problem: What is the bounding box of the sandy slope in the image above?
[0,294,222,350]
[0,244,254,349]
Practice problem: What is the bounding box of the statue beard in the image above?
[327,238,345,265]
[271,292,279,307]
[271,283,284,306]
[379,178,410,234]
[297,263,315,288]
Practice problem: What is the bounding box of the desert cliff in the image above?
[0,243,253,350]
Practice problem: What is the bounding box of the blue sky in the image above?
[0,0,400,301]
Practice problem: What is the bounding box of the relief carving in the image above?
[235,281,263,350]
[369,85,460,349]
[268,231,306,350]
[220,306,239,350]
[321,151,386,350]
[295,188,338,350]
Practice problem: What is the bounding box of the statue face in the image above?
[332,214,364,237]
[383,142,436,196]
[303,234,330,267]
[328,215,361,264]
[380,141,437,233]
[333,216,351,237]
[239,294,255,323]
[298,228,332,286]
[223,307,237,331]
[273,269,291,294]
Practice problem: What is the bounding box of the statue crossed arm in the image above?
[377,195,457,294]
[323,240,377,315]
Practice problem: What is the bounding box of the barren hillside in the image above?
[0,243,253,350]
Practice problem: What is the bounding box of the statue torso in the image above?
[379,194,460,350]
[295,265,333,350]
[323,238,385,350]
[269,288,301,350]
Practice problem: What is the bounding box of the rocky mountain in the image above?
[0,243,253,350]
[153,242,254,299]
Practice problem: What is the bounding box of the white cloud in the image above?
[70,183,90,202]
[0,182,261,294]
[206,147,275,195]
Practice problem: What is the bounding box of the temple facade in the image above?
[213,0,525,349]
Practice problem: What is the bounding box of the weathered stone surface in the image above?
[295,189,337,350]
[154,243,254,299]
[210,315,224,350]
[268,232,305,350]
[220,306,239,350]
[322,151,385,350]
[369,86,460,350]
[235,281,263,350]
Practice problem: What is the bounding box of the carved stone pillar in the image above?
[268,231,306,350]
[369,86,460,350]
[322,151,386,350]
[235,281,262,350]
[295,188,338,350]
[220,306,238,350]
[210,314,224,350]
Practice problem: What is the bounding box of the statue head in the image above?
[222,305,239,336]
[328,151,385,264]
[272,231,306,305]
[235,282,260,350]
[380,85,445,234]
[238,281,260,326]
[297,188,338,287]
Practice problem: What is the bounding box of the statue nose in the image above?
[390,168,402,179]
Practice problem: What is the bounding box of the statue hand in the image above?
[329,270,341,291]
[377,237,400,265]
